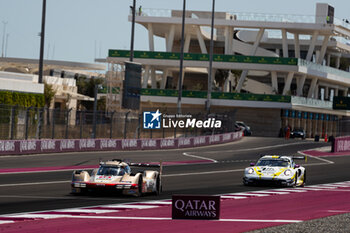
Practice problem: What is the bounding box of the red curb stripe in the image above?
[302,150,350,157]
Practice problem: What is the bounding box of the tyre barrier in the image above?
[0,131,243,156]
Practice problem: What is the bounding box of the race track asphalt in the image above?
[0,136,349,217]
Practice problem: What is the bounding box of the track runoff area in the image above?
[0,137,350,232]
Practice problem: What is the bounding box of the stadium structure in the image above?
[105,3,350,137]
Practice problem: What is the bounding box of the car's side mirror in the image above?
[250,163,255,166]
[294,164,300,168]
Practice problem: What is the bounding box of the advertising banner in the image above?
[172,195,220,220]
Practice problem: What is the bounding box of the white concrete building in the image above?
[106,3,350,136]
[0,57,105,109]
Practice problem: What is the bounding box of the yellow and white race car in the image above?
[243,155,306,187]
[71,159,162,196]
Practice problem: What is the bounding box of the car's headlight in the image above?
[284,169,292,176]
[247,168,254,174]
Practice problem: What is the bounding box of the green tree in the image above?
[76,76,105,110]
[44,82,56,108]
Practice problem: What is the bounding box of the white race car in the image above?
[71,159,162,196]
[243,155,306,187]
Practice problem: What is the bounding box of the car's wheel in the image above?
[137,176,143,197]
[301,172,306,187]
[155,175,161,195]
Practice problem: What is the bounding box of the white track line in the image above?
[221,196,248,199]
[142,201,172,205]
[0,220,14,224]
[306,185,337,189]
[11,214,73,219]
[0,180,69,187]
[205,142,311,154]
[271,189,307,193]
[226,192,269,197]
[298,151,334,165]
[53,208,117,214]
[42,215,303,223]
[249,191,290,195]
[100,204,159,209]
[182,152,218,163]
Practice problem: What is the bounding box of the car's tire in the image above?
[137,176,143,197]
[301,172,306,187]
[155,175,161,195]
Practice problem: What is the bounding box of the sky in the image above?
[0,0,349,64]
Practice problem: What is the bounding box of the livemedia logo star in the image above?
[143,109,162,129]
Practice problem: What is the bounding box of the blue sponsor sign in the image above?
[143,110,162,129]
[320,114,324,121]
[315,113,319,120]
[298,111,302,119]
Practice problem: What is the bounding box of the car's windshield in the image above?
[97,166,128,176]
[256,159,289,167]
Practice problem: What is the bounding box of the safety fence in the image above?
[0,104,237,140]
[0,131,243,155]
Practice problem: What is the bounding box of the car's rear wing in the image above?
[129,162,163,175]
[101,159,163,174]
[288,155,307,162]
[258,155,307,162]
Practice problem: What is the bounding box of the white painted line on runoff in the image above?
[327,210,350,213]
[221,196,247,199]
[182,152,218,163]
[0,220,14,224]
[0,180,70,187]
[39,215,303,223]
[218,219,303,223]
[271,188,307,193]
[226,193,269,197]
[54,208,117,214]
[324,189,350,192]
[249,191,290,195]
[298,151,334,165]
[205,142,311,154]
[142,201,172,205]
[11,214,74,219]
[0,195,127,201]
[307,185,337,189]
[101,204,159,209]
[295,188,329,191]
